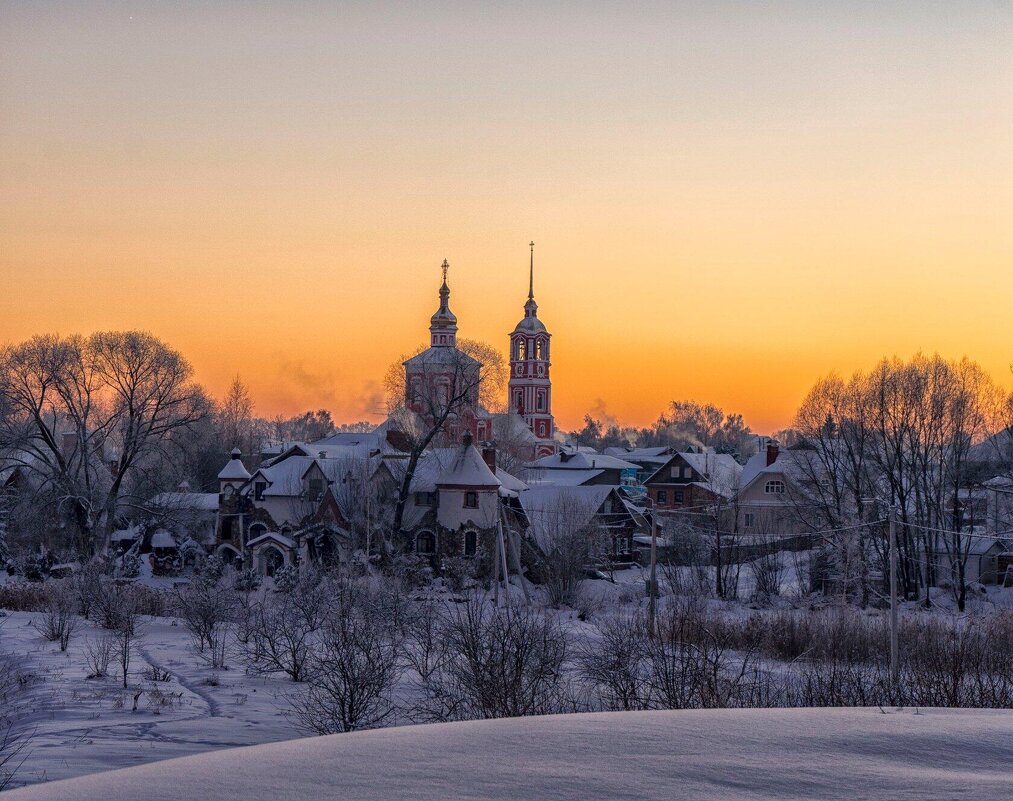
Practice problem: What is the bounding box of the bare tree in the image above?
[384,338,503,538]
[240,569,332,681]
[526,492,605,607]
[0,331,209,554]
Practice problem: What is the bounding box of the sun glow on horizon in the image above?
[2,2,1011,435]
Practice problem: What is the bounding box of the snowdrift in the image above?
[8,707,1012,800]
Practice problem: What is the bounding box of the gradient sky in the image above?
[2,1,1011,434]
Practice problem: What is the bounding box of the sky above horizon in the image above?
[2,2,1012,434]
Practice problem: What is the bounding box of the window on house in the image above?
[657,490,668,505]
[674,490,684,504]
[464,529,477,557]
[416,531,436,555]
[744,513,755,528]
[683,467,692,478]
[254,481,266,501]
[414,491,437,507]
[764,480,785,495]
[249,523,267,541]
[464,491,478,509]
[670,466,679,479]
[308,478,324,500]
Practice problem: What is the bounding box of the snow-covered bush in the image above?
[233,568,262,594]
[272,565,299,593]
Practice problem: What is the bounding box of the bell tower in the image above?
[507,242,555,454]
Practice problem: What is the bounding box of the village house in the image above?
[643,449,742,515]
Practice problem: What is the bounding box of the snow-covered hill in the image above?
[7,707,1011,800]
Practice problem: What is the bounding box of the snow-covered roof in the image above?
[150,529,177,549]
[527,451,639,472]
[218,450,251,481]
[644,452,742,498]
[739,446,831,495]
[496,467,528,495]
[403,346,480,370]
[437,439,500,488]
[110,525,142,542]
[519,485,620,549]
[150,491,219,512]
[524,468,607,487]
[604,446,676,465]
[247,531,296,550]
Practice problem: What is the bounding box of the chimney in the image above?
[61,431,79,459]
[766,441,780,467]
[481,446,497,475]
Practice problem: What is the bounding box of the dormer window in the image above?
[254,481,266,501]
[464,491,478,509]
[308,478,324,500]
[765,480,785,495]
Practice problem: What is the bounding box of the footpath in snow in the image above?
[6,707,1012,801]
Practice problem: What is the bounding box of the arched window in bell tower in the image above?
[518,339,526,360]
[535,339,543,360]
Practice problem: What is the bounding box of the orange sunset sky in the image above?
[2,2,1012,434]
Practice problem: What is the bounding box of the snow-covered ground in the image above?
[1,611,302,786]
[6,707,1011,801]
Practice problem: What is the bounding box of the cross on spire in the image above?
[441,258,449,284]
[528,241,535,300]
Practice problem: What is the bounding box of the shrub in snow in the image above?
[425,596,570,720]
[389,553,433,591]
[233,568,262,594]
[576,611,650,712]
[272,565,299,593]
[84,634,116,679]
[439,555,479,594]
[175,575,235,653]
[33,582,79,651]
[291,585,403,734]
[117,548,142,580]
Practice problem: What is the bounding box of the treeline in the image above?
[566,400,754,456]
[0,331,366,557]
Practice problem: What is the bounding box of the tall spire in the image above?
[430,258,458,346]
[528,241,535,300]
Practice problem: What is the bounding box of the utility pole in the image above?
[648,500,658,639]
[889,503,899,693]
[364,474,371,566]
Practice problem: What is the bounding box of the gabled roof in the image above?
[518,485,628,550]
[645,451,742,499]
[247,531,296,550]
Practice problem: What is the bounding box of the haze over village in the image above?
[1,3,1011,800]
